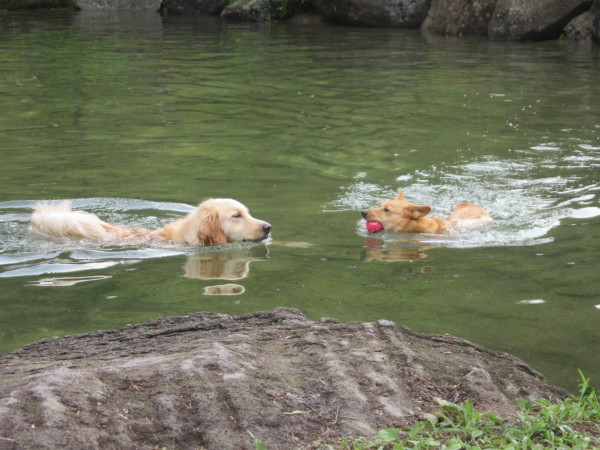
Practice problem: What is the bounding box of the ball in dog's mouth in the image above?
[366,221,383,233]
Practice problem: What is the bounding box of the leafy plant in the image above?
[326,371,599,449]
[247,430,267,450]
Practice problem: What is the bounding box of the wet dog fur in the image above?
[361,190,492,234]
[30,198,271,246]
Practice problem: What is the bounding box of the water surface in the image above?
[1,10,599,393]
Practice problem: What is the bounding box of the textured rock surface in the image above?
[161,0,227,15]
[312,0,431,28]
[421,0,496,36]
[564,10,595,41]
[75,0,161,9]
[488,0,592,40]
[592,4,600,43]
[0,308,569,449]
[221,0,272,22]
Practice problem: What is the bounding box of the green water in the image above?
[1,10,599,393]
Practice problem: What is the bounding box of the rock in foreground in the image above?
[0,308,568,449]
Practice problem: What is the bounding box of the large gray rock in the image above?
[1,0,70,7]
[221,0,311,21]
[161,0,227,15]
[421,0,497,36]
[221,0,272,22]
[313,0,431,28]
[593,3,600,43]
[488,0,592,40]
[75,0,161,9]
[0,308,569,449]
[564,10,595,41]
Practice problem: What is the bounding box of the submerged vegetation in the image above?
[324,371,599,450]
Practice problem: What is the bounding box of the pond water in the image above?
[1,10,599,393]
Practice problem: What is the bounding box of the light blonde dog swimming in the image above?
[30,198,272,246]
[361,190,492,234]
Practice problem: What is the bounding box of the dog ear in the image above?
[406,205,431,219]
[397,190,406,201]
[197,207,228,246]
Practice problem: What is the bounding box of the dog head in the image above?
[193,199,272,246]
[361,190,432,233]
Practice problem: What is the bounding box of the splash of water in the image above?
[330,151,600,248]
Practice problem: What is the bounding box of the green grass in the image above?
[322,370,599,450]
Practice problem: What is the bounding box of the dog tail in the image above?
[30,201,112,240]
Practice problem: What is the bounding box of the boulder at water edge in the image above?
[0,308,569,449]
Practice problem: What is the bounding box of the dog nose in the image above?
[361,210,368,219]
[262,223,272,234]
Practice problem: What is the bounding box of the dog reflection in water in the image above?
[203,284,246,295]
[184,245,270,295]
[29,247,268,294]
[361,237,433,262]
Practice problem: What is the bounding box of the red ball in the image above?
[366,221,383,233]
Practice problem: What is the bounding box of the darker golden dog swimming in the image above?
[362,189,492,234]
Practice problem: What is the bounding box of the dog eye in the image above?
[383,207,390,213]
[232,213,242,218]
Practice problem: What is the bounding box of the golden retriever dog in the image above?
[361,190,492,234]
[30,199,271,246]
